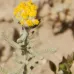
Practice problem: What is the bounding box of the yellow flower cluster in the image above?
[13,0,39,27]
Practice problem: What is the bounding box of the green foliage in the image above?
[59,55,74,74]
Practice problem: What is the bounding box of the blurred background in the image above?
[0,0,74,74]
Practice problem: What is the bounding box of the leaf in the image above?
[49,61,56,73]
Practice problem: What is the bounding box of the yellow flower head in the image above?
[33,19,39,25]
[29,11,37,17]
[21,12,28,19]
[20,19,25,25]
[26,20,33,27]
[13,0,39,27]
